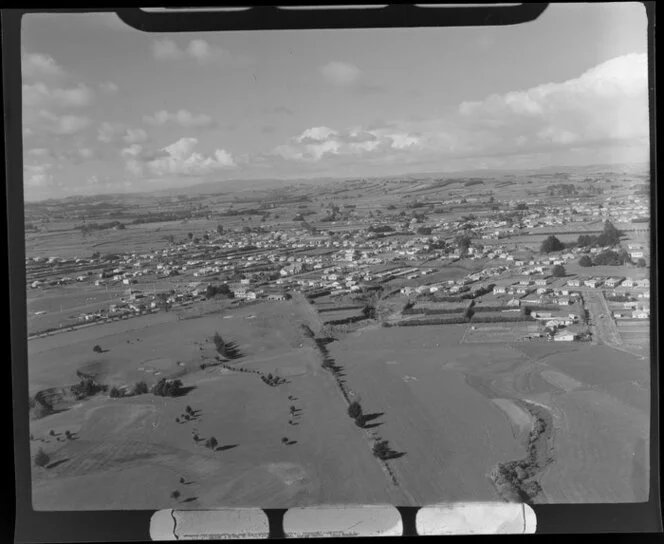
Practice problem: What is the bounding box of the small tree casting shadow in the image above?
[215,444,238,451]
[45,458,70,469]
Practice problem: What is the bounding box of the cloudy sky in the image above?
[21,3,649,201]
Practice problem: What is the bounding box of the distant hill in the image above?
[25,161,650,204]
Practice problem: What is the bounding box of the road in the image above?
[582,291,646,358]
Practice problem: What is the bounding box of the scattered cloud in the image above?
[456,53,649,151]
[100,81,119,94]
[123,137,236,178]
[143,109,215,128]
[124,128,148,144]
[23,82,94,109]
[152,39,185,61]
[273,125,421,163]
[98,122,149,144]
[22,51,66,80]
[152,38,249,66]
[319,61,361,86]
[24,163,55,188]
[31,111,92,135]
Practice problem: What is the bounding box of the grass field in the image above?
[29,299,408,510]
[28,293,650,508]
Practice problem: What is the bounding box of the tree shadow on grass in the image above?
[384,451,406,460]
[46,458,69,469]
[181,497,198,503]
[173,386,197,397]
[362,422,384,429]
[362,412,384,423]
[285,440,297,446]
[215,444,238,452]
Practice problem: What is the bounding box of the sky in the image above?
[20,3,650,201]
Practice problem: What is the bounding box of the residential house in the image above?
[633,309,649,319]
[604,277,624,288]
[567,278,581,287]
[622,277,635,288]
[554,331,577,342]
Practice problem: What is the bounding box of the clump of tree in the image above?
[577,220,624,248]
[261,373,287,387]
[204,436,218,450]
[34,448,50,468]
[205,284,233,299]
[592,249,631,266]
[367,225,395,233]
[152,378,184,397]
[348,401,363,421]
[578,255,593,267]
[93,345,103,353]
[132,381,149,395]
[372,439,397,460]
[540,235,565,254]
[212,331,243,360]
[551,264,566,277]
[637,258,647,268]
[71,377,107,401]
[109,386,124,398]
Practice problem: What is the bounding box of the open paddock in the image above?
[29,299,405,510]
[461,322,537,344]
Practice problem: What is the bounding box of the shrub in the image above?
[34,448,50,468]
[152,378,184,397]
[133,381,149,395]
[205,437,218,450]
[109,386,123,398]
[552,264,566,277]
[540,236,565,254]
[348,401,363,420]
[93,345,102,353]
[170,490,181,501]
[372,440,392,460]
[637,258,647,268]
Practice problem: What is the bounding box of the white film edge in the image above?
[149,503,536,539]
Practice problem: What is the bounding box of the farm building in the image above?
[554,331,577,342]
[632,310,649,319]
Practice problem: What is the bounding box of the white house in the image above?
[554,331,576,342]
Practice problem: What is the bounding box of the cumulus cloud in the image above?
[152,38,247,66]
[124,128,148,144]
[22,51,66,80]
[23,82,94,109]
[273,125,420,163]
[98,122,149,145]
[152,39,185,61]
[320,62,361,86]
[100,81,119,94]
[143,109,215,128]
[24,163,54,188]
[457,53,649,151]
[123,137,236,178]
[31,110,92,135]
